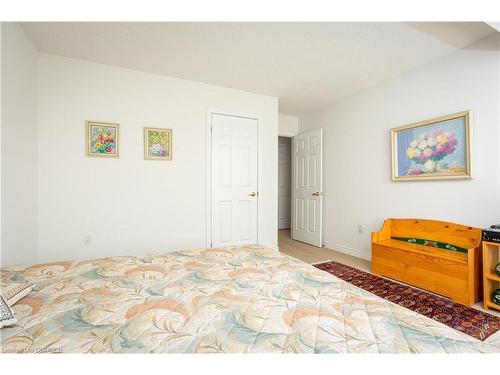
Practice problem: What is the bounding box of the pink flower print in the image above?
[417,154,428,162]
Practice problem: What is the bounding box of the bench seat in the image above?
[375,239,468,263]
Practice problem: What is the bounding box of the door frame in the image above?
[291,135,296,241]
[206,108,262,248]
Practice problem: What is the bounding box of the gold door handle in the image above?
[249,192,258,197]
[312,191,321,196]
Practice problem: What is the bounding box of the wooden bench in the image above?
[371,218,483,306]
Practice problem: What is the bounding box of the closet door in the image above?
[211,114,258,247]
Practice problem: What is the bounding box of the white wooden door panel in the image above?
[211,114,258,247]
[292,129,323,246]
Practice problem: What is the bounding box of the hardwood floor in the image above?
[277,228,500,317]
[278,229,371,272]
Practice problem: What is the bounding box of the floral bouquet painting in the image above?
[391,111,471,181]
[144,127,172,160]
[86,121,119,157]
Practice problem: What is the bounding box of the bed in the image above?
[1,245,499,353]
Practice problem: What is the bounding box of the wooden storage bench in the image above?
[371,218,482,306]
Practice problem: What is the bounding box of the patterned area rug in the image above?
[314,260,500,341]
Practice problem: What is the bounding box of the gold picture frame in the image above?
[144,127,172,160]
[390,111,472,181]
[86,121,119,158]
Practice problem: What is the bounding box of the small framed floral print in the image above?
[86,121,119,157]
[390,111,471,181]
[144,127,172,160]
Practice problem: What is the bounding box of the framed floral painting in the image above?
[391,111,471,181]
[86,121,119,157]
[144,127,172,160]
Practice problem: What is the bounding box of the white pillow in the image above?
[0,294,17,328]
[3,282,34,306]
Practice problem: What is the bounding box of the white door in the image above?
[278,137,291,229]
[211,113,258,247]
[292,129,323,247]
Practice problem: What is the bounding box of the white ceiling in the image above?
[21,22,495,116]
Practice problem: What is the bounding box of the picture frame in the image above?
[144,127,173,160]
[390,111,471,181]
[86,121,119,158]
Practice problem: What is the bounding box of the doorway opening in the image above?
[278,136,292,244]
[278,136,292,230]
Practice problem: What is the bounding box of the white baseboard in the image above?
[323,240,371,261]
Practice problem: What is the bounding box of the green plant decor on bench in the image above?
[390,237,468,254]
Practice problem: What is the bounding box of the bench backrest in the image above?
[387,218,482,249]
[372,219,482,249]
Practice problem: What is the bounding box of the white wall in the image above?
[36,53,278,264]
[299,50,500,260]
[278,114,299,137]
[1,23,39,267]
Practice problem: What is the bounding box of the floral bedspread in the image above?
[1,245,499,353]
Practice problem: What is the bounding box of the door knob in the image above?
[249,192,258,197]
[312,191,321,196]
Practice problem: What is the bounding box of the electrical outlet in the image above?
[83,234,92,245]
[357,224,364,234]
